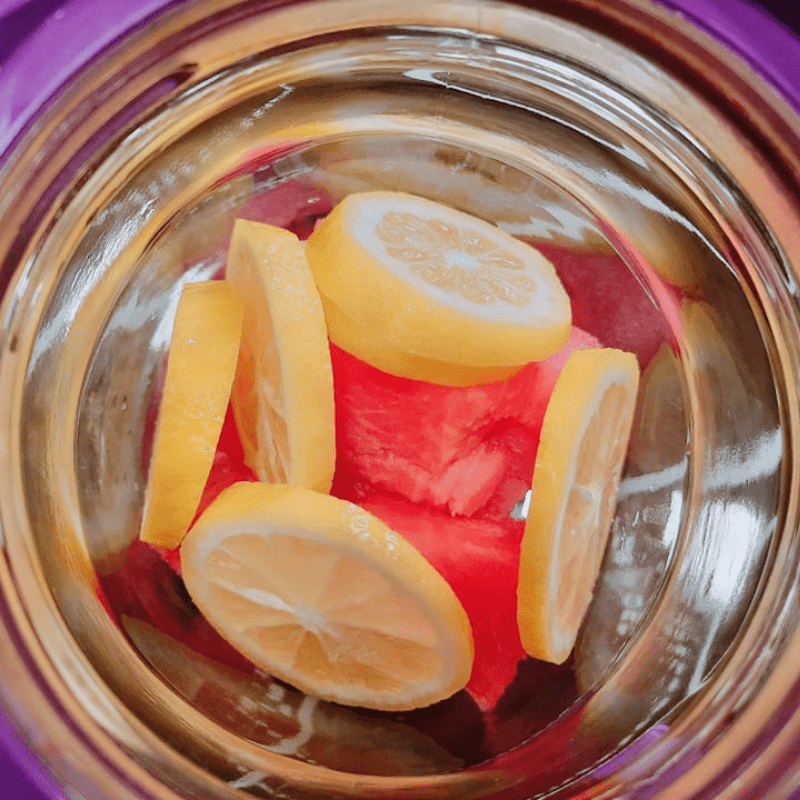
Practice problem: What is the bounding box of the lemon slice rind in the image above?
[181,482,474,711]
[306,191,571,370]
[322,298,522,387]
[517,348,640,664]
[139,280,243,550]
[227,219,336,492]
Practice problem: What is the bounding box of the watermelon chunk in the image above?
[220,141,335,242]
[533,243,675,368]
[237,181,333,241]
[112,399,260,665]
[351,489,526,713]
[330,326,600,520]
[100,539,255,674]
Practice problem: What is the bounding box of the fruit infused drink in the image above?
[99,164,664,772]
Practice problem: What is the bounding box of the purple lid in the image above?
[0,1,798,799]
[0,0,30,18]
[0,0,799,159]
[659,0,800,112]
[0,712,63,800]
[0,0,172,157]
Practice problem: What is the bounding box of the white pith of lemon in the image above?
[517,348,640,664]
[180,482,474,711]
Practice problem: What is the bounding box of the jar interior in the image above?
[1,5,790,799]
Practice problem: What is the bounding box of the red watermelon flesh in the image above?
[237,179,333,241]
[533,243,676,369]
[127,303,599,714]
[220,141,334,241]
[351,489,526,713]
[330,326,600,520]
[100,539,256,674]
[196,404,259,513]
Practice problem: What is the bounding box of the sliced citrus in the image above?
[517,348,640,664]
[226,219,335,491]
[140,280,244,549]
[314,139,611,253]
[322,298,521,387]
[180,482,474,711]
[305,191,571,373]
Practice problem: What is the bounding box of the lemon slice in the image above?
[517,348,640,663]
[226,219,335,492]
[140,281,244,549]
[180,482,474,710]
[305,191,571,372]
[322,299,521,387]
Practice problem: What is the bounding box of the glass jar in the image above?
[1,1,800,798]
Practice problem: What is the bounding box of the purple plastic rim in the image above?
[0,0,31,19]
[0,1,798,799]
[660,0,800,113]
[1,0,800,160]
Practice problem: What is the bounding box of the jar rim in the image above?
[2,0,800,164]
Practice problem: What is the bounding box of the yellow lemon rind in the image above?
[180,482,474,711]
[323,298,523,387]
[227,219,336,492]
[305,191,571,369]
[140,280,244,550]
[517,348,640,664]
